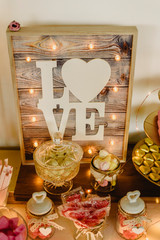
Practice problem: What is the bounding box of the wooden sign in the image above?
[7,25,137,164]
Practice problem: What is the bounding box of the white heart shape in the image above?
[39,227,52,236]
[62,59,111,103]
[32,191,46,203]
[132,226,144,234]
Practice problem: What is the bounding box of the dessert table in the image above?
[7,203,160,240]
[1,144,160,239]
[11,144,160,204]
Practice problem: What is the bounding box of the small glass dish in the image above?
[0,206,28,240]
[90,151,121,192]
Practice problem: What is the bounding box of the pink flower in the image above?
[8,21,20,31]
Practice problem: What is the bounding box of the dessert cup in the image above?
[90,153,121,192]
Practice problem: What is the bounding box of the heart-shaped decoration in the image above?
[32,191,46,203]
[62,59,111,103]
[39,227,52,236]
[132,226,144,234]
[127,190,140,203]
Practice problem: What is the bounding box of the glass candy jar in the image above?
[26,191,56,240]
[116,190,149,240]
[90,150,121,192]
[34,132,83,195]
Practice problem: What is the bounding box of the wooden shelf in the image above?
[12,144,160,205]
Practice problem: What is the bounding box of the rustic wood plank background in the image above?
[7,27,137,163]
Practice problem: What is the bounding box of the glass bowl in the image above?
[34,134,83,195]
[0,206,28,239]
[90,151,121,192]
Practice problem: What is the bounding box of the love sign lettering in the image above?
[37,59,110,141]
[7,25,137,163]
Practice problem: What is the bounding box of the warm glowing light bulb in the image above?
[34,176,43,185]
[52,45,57,50]
[89,43,94,50]
[136,126,139,131]
[86,169,91,177]
[88,148,93,154]
[110,140,115,146]
[156,197,160,204]
[86,189,92,194]
[32,117,36,122]
[113,86,119,92]
[33,141,38,147]
[111,114,117,120]
[26,57,31,62]
[29,89,34,94]
[115,54,121,61]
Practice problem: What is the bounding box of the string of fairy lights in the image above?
[135,88,160,131]
[25,42,122,153]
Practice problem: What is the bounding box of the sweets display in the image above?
[59,187,111,240]
[116,190,149,240]
[34,133,83,194]
[132,138,160,186]
[26,191,63,240]
[90,150,120,192]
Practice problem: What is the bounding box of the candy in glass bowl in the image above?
[0,206,28,240]
[90,149,121,192]
[34,132,83,195]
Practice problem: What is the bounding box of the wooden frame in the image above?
[7,25,137,164]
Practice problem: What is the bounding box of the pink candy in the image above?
[0,216,26,240]
[0,216,9,230]
[99,161,110,171]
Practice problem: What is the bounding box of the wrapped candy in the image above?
[59,187,111,240]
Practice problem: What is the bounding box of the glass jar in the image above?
[26,191,55,240]
[90,151,121,192]
[34,132,83,195]
[59,187,111,240]
[116,190,148,240]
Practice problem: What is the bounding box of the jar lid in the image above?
[27,191,53,216]
[120,190,145,214]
